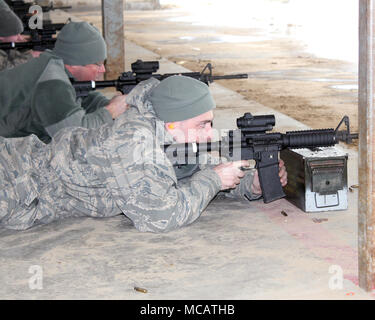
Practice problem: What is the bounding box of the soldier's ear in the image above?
[165,122,176,130]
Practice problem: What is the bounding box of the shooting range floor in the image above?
[0,14,372,301]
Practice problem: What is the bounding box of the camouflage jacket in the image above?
[0,78,260,232]
[0,49,33,71]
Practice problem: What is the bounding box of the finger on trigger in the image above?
[238,170,245,178]
[232,160,247,168]
[241,160,251,168]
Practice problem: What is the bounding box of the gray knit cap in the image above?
[0,0,24,37]
[52,21,107,66]
[149,75,216,122]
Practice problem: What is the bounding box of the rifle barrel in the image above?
[73,80,118,90]
[42,6,72,12]
[211,74,249,80]
[92,80,118,89]
[52,6,72,10]
[0,39,56,50]
[24,23,66,32]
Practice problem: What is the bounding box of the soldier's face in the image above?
[66,62,106,81]
[166,111,214,143]
[0,34,25,43]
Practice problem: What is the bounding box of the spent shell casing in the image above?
[134,287,148,293]
[312,218,328,223]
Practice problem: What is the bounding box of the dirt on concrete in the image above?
[72,6,358,147]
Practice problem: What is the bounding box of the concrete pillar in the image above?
[358,0,375,292]
[101,0,125,79]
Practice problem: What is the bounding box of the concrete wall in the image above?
[54,0,161,10]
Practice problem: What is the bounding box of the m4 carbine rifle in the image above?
[0,38,56,51]
[164,113,358,203]
[22,22,67,41]
[0,20,65,51]
[72,59,249,98]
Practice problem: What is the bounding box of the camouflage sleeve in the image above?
[199,153,262,201]
[105,122,222,233]
[223,168,262,201]
[125,167,222,233]
[0,50,32,71]
[0,50,9,71]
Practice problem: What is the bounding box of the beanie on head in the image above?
[149,75,216,122]
[52,21,107,66]
[0,0,24,37]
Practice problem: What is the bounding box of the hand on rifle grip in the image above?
[105,94,129,119]
[213,160,250,190]
[31,50,43,58]
[251,159,288,195]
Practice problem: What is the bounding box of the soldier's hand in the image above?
[16,34,29,42]
[30,50,43,58]
[251,159,288,195]
[105,94,129,119]
[278,159,288,186]
[213,160,250,190]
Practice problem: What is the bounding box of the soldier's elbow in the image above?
[132,218,181,233]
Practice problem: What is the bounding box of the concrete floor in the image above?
[0,12,373,300]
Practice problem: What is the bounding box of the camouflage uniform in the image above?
[0,78,260,232]
[0,49,33,71]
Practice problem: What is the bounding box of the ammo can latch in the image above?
[308,159,346,195]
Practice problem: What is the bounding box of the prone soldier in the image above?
[0,21,128,143]
[0,0,42,71]
[0,76,287,232]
